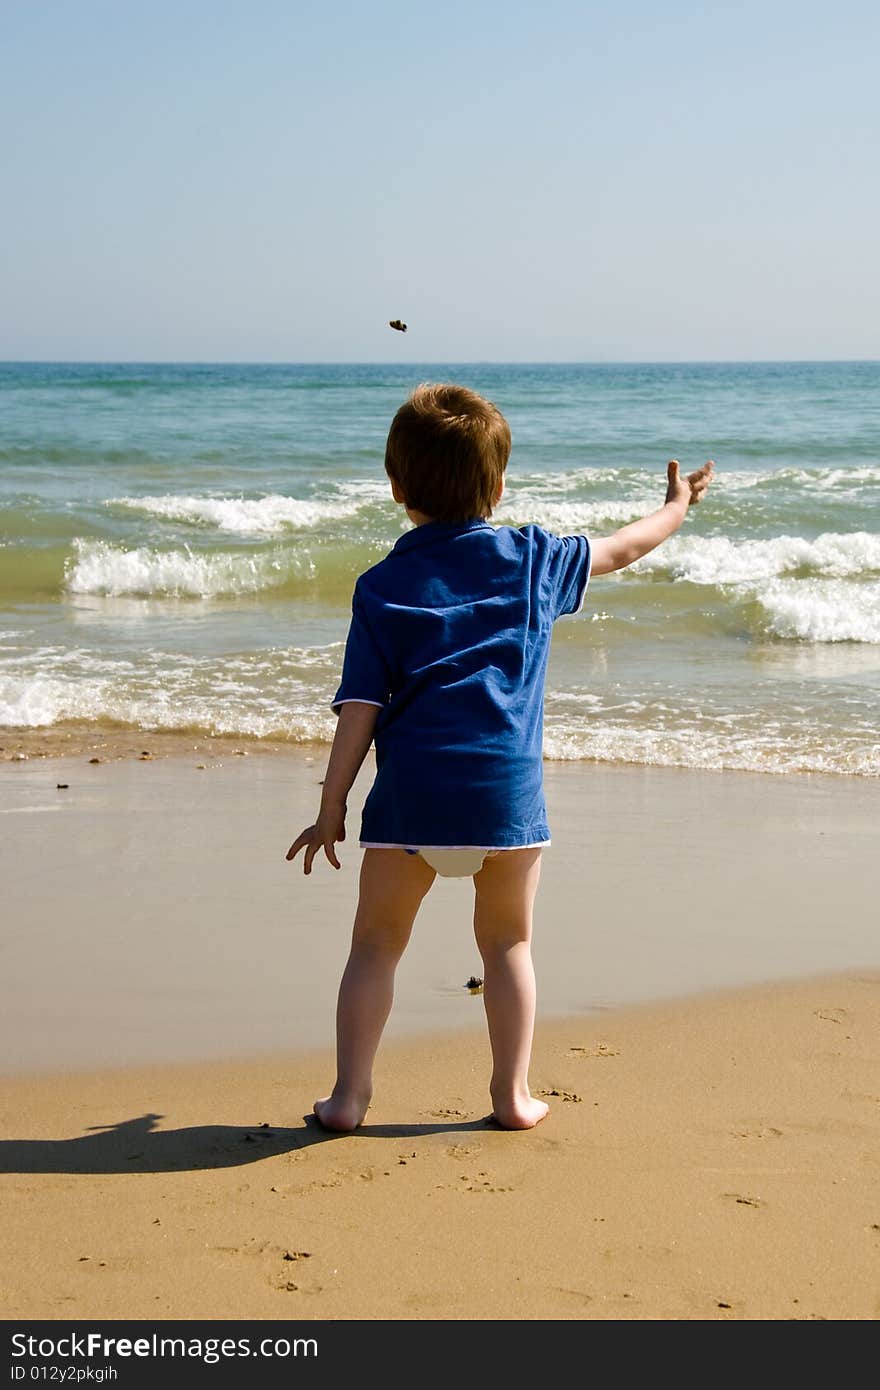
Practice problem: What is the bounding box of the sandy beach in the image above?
[1,740,878,1319]
[1,973,878,1321]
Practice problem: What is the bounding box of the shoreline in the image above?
[2,719,876,782]
[0,724,301,765]
[2,970,878,1320]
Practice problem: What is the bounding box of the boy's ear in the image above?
[389,476,406,505]
[494,477,505,505]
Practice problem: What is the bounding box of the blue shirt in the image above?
[332,520,591,848]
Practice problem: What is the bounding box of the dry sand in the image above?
[1,972,878,1321]
[1,736,878,1319]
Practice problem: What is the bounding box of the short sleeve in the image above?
[545,532,592,619]
[331,582,392,711]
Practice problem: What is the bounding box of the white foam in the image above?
[0,674,338,741]
[3,659,877,775]
[104,466,878,541]
[542,720,880,776]
[770,465,880,490]
[497,498,648,531]
[0,668,338,739]
[108,488,388,534]
[63,540,306,598]
[0,672,111,726]
[0,642,343,735]
[758,579,880,644]
[512,468,627,490]
[512,463,880,499]
[635,532,880,585]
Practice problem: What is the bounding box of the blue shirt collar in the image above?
[392,519,492,554]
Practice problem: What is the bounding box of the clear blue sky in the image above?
[3,0,878,361]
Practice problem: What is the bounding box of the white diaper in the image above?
[413,847,496,877]
[361,842,548,877]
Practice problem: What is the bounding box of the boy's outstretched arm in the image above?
[286,701,380,873]
[590,459,714,576]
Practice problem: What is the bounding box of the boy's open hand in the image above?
[286,805,346,874]
[665,458,714,509]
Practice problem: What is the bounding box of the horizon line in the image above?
[2,357,879,368]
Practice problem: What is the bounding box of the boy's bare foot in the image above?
[490,1096,549,1130]
[313,1092,370,1132]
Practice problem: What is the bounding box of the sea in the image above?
[1,360,878,778]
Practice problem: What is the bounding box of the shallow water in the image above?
[2,361,878,776]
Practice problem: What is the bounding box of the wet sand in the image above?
[1,743,877,1072]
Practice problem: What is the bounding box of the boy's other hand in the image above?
[665,458,714,509]
[286,806,346,874]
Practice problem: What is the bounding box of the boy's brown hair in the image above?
[384,383,511,521]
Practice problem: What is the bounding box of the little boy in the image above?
[287,384,713,1130]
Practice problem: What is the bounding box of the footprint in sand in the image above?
[292,1171,346,1194]
[815,1008,848,1024]
[537,1087,583,1102]
[551,1286,593,1307]
[274,1270,323,1297]
[567,1043,620,1058]
[731,1124,784,1140]
[212,1237,295,1262]
[722,1192,764,1208]
[458,1171,513,1194]
[841,1090,880,1106]
[424,1106,471,1119]
[445,1142,483,1158]
[222,1248,314,1296]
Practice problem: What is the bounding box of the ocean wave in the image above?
[0,673,338,741]
[634,532,880,584]
[3,663,874,775]
[629,533,880,642]
[102,461,880,541]
[510,462,880,496]
[757,579,880,644]
[497,467,880,531]
[498,497,649,530]
[3,636,877,773]
[63,539,313,598]
[106,487,390,534]
[542,721,879,777]
[717,465,880,492]
[511,468,628,490]
[0,644,342,736]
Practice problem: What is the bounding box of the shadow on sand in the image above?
[0,1111,494,1175]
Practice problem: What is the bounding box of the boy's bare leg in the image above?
[314,848,435,1132]
[472,847,547,1129]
